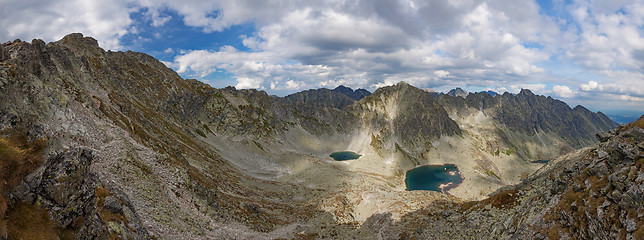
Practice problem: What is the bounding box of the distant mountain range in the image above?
[606,113,642,124]
[1,33,638,239]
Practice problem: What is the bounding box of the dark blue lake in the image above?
[405,164,464,192]
[329,151,361,161]
[531,160,549,164]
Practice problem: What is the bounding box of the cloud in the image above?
[0,0,566,90]
[0,0,134,49]
[143,8,172,27]
[617,94,644,102]
[168,0,554,91]
[509,84,547,94]
[174,46,363,91]
[578,71,644,99]
[565,1,644,72]
[553,85,575,98]
[0,0,642,114]
[235,77,263,89]
[580,81,599,91]
[434,70,450,78]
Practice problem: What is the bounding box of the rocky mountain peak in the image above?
[59,33,99,47]
[332,85,371,100]
[517,88,534,96]
[371,81,419,96]
[360,81,462,148]
[446,87,468,98]
[478,90,498,96]
[573,105,590,112]
[423,88,436,92]
[396,81,410,86]
[333,85,351,91]
[54,33,103,56]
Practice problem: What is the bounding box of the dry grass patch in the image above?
[459,189,520,213]
[0,132,47,238]
[5,203,58,240]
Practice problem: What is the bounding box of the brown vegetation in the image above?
[459,189,520,213]
[5,203,58,240]
[631,115,644,129]
[0,132,48,239]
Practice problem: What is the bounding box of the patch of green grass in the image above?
[505,149,514,156]
[487,170,501,180]
[194,128,206,138]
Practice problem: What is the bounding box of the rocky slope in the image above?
[435,89,618,158]
[0,33,626,239]
[293,116,643,239]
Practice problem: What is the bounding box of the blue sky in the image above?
[1,0,643,122]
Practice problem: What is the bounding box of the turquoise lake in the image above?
[405,164,464,192]
[329,151,361,161]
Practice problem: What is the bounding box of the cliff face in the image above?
[439,89,618,147]
[354,82,461,155]
[433,89,618,161]
[487,89,617,147]
[0,33,630,239]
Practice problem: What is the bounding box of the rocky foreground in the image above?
[0,33,638,239]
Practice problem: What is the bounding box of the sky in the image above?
[0,0,643,122]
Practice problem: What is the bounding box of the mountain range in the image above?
[0,33,640,239]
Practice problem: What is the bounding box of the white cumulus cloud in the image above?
[1,0,643,114]
[580,81,602,91]
[553,85,575,98]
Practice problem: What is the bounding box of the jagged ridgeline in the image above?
[0,33,632,239]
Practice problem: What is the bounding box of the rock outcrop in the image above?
[10,148,150,239]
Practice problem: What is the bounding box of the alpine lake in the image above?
[405,164,464,193]
[329,151,362,161]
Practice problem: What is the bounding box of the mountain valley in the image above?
[0,34,640,240]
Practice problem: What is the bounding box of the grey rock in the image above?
[596,132,613,142]
[103,196,123,214]
[10,147,150,239]
[623,218,637,232]
[597,150,608,159]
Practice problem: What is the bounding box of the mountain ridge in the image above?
[0,33,632,239]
